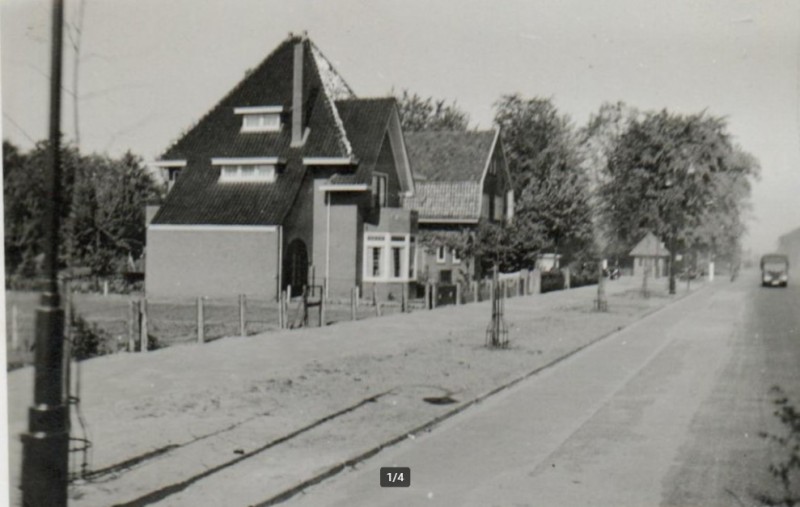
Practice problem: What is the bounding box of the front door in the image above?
[284,239,308,297]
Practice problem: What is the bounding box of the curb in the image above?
[252,283,712,506]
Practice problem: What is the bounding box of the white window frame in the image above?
[493,194,504,222]
[363,233,416,282]
[372,172,388,208]
[218,164,276,183]
[212,158,281,183]
[452,248,461,264]
[235,106,283,133]
[436,246,446,264]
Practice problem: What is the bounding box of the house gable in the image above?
[403,130,508,223]
[151,36,357,227]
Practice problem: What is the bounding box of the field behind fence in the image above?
[6,267,584,369]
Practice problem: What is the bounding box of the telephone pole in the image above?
[20,0,69,505]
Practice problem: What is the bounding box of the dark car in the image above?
[760,253,789,287]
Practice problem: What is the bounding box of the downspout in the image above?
[325,191,331,299]
[277,225,283,302]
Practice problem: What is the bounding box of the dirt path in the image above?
[6,276,700,506]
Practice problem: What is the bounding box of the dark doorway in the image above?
[284,239,308,297]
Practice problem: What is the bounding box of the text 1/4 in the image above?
[380,467,410,487]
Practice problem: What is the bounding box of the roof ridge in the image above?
[336,96,395,103]
[309,41,355,156]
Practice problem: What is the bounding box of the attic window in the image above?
[212,157,283,183]
[220,164,276,182]
[234,106,283,133]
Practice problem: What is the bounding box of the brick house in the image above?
[146,35,417,301]
[402,130,513,285]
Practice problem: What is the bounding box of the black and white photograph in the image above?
[2,0,800,505]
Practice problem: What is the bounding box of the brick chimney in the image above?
[291,37,304,147]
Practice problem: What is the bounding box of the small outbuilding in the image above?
[629,232,669,278]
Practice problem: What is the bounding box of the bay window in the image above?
[363,233,416,282]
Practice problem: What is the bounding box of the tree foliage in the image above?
[598,110,758,260]
[494,94,596,267]
[3,140,163,279]
[395,89,470,132]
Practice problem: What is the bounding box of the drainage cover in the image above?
[423,396,458,405]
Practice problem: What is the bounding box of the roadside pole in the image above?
[21,0,69,504]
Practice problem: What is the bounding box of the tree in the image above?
[64,151,162,276]
[3,140,162,280]
[577,102,642,258]
[4,140,80,277]
[394,89,470,132]
[493,94,596,267]
[598,110,758,290]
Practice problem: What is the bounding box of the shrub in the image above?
[541,271,565,293]
[70,315,114,360]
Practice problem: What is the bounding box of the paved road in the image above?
[285,271,800,507]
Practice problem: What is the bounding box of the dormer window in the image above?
[212,157,283,183]
[234,106,283,133]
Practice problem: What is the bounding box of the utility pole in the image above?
[20,0,69,505]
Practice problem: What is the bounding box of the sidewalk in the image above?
[6,275,703,506]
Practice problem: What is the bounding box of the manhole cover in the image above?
[423,396,457,405]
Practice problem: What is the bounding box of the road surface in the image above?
[285,271,800,507]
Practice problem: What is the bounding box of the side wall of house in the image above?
[480,142,510,224]
[311,177,367,300]
[145,227,280,299]
[417,223,477,284]
[282,171,315,288]
[377,133,403,207]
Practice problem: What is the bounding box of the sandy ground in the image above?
[6,275,701,506]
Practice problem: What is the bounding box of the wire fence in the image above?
[6,268,577,368]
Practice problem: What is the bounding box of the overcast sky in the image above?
[1,0,798,254]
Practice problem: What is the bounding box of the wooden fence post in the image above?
[373,284,382,317]
[401,284,408,312]
[456,283,462,305]
[355,286,360,309]
[431,283,438,309]
[424,283,431,310]
[239,294,246,336]
[11,304,19,351]
[351,287,357,321]
[473,281,478,303]
[278,291,284,329]
[139,299,148,352]
[532,269,542,295]
[197,297,205,344]
[128,300,137,352]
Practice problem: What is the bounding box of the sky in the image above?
[1,0,798,254]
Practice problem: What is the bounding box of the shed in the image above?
[629,232,669,277]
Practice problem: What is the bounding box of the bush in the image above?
[70,315,114,360]
[541,271,565,293]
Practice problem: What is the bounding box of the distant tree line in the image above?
[396,90,759,275]
[3,140,163,285]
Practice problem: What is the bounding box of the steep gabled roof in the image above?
[404,130,497,182]
[402,130,500,221]
[629,232,670,257]
[152,36,358,226]
[331,98,396,185]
